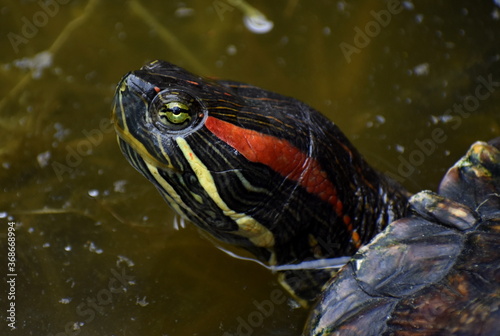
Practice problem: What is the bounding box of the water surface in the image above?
[1,1,499,335]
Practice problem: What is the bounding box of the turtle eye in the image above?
[160,102,191,125]
[149,90,204,132]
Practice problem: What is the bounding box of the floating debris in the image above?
[59,297,72,304]
[85,241,103,254]
[113,180,127,193]
[12,51,53,79]
[37,151,51,168]
[136,296,149,307]
[117,255,135,268]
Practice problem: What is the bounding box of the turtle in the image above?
[112,60,500,335]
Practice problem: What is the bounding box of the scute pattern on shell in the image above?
[306,140,500,336]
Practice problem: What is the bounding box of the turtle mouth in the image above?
[114,122,177,172]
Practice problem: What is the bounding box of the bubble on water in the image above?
[493,8,500,20]
[402,1,415,10]
[175,7,194,18]
[413,63,430,76]
[88,189,99,197]
[226,44,237,56]
[375,115,386,124]
[244,14,273,34]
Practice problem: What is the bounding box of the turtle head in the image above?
[113,60,280,253]
[112,60,409,301]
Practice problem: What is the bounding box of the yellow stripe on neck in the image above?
[175,137,275,248]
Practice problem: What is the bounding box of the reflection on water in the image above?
[0,1,499,335]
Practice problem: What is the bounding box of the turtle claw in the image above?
[439,140,500,218]
[409,190,478,231]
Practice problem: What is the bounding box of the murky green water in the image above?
[1,1,499,335]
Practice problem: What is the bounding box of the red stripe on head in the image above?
[205,116,338,206]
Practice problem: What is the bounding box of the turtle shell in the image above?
[305,139,500,336]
